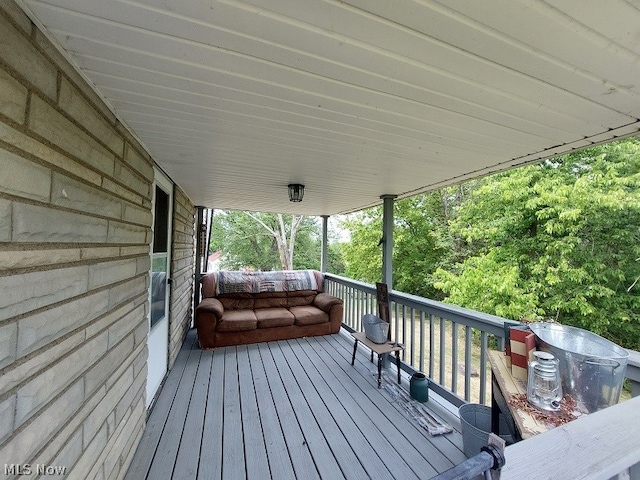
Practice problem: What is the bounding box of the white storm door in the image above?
[146,171,173,407]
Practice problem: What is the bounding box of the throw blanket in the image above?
[215,270,319,294]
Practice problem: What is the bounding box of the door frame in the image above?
[146,168,173,408]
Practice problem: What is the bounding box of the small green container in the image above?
[410,372,429,402]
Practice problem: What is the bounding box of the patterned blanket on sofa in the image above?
[215,270,319,294]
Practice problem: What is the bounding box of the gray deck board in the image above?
[291,338,404,480]
[282,340,368,480]
[173,350,212,479]
[197,348,224,480]
[261,342,322,480]
[249,343,298,480]
[124,336,195,479]
[305,336,440,477]
[239,345,271,480]
[147,347,202,479]
[221,347,246,480]
[316,334,467,471]
[125,329,466,480]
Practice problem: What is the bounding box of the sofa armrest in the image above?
[313,292,342,313]
[196,298,224,349]
[196,297,224,318]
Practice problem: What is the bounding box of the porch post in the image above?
[380,194,397,289]
[193,207,212,325]
[193,206,205,326]
[321,215,329,273]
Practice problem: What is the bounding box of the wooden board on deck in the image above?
[351,331,404,355]
[487,350,548,439]
[125,329,466,480]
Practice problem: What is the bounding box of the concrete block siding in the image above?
[0,2,195,478]
[169,187,195,368]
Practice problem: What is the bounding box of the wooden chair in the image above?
[350,282,404,388]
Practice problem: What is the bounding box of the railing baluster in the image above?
[402,304,408,362]
[419,311,425,373]
[326,274,640,411]
[354,287,359,326]
[465,326,472,402]
[394,302,400,354]
[351,286,357,330]
[371,291,375,314]
[439,317,446,385]
[354,288,359,330]
[451,321,458,394]
[324,275,511,407]
[480,331,488,404]
[409,307,416,367]
[344,285,349,327]
[429,313,435,378]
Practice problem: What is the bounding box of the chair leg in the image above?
[351,339,358,366]
[395,351,401,384]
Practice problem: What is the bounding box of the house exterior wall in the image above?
[0,2,195,478]
[169,187,195,368]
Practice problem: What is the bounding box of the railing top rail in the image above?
[325,273,507,337]
[502,395,640,479]
[324,273,377,295]
[627,349,640,383]
[325,273,640,397]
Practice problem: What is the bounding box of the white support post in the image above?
[380,195,396,369]
[380,194,397,289]
[321,215,329,273]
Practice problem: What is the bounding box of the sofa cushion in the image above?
[219,295,254,310]
[201,273,217,298]
[254,291,288,309]
[287,289,317,297]
[255,308,295,328]
[313,292,343,312]
[286,290,316,306]
[290,305,329,326]
[287,294,316,307]
[217,309,258,332]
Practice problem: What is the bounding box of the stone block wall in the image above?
[169,188,196,368]
[0,2,195,478]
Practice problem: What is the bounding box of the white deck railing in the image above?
[324,274,640,408]
[502,395,640,480]
[325,274,640,479]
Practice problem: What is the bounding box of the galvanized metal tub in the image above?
[362,314,389,344]
[529,322,628,413]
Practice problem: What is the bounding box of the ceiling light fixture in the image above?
[288,184,305,202]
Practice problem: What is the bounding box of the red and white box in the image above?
[503,320,521,368]
[510,326,535,381]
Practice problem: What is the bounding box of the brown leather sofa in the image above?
[195,270,344,348]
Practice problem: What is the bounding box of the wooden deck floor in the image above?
[125,329,467,480]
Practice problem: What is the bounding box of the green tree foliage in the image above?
[339,193,450,299]
[434,139,640,348]
[210,211,322,271]
[326,241,347,275]
[394,195,449,299]
[339,207,383,284]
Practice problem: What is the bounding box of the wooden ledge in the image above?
[351,331,404,355]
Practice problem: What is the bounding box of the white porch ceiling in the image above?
[17,0,640,216]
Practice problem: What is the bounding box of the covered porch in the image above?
[125,329,466,479]
[3,1,640,478]
[127,274,640,479]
